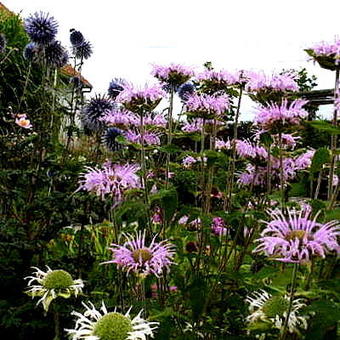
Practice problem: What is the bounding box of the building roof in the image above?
[60,64,92,88]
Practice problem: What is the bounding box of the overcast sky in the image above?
[7,0,340,120]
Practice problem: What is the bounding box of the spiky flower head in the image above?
[70,29,85,47]
[103,127,123,151]
[185,93,230,118]
[246,290,308,334]
[77,162,141,204]
[44,40,69,67]
[178,82,196,102]
[306,37,340,70]
[24,12,58,45]
[81,94,115,132]
[24,266,83,311]
[103,231,175,278]
[23,42,38,61]
[116,83,165,113]
[108,78,127,100]
[235,139,268,160]
[0,33,6,53]
[65,301,159,340]
[101,109,136,128]
[254,209,340,263]
[254,99,308,131]
[73,40,93,59]
[151,63,194,88]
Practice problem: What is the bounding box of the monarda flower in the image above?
[306,37,340,70]
[77,162,141,203]
[235,139,268,160]
[254,99,308,131]
[101,108,136,128]
[211,217,227,236]
[151,63,194,88]
[117,84,165,112]
[182,156,198,168]
[103,231,175,277]
[81,95,115,132]
[246,290,307,335]
[197,69,239,92]
[181,118,225,133]
[185,93,230,117]
[254,209,340,263]
[24,266,83,311]
[24,12,58,45]
[124,130,161,146]
[65,301,158,340]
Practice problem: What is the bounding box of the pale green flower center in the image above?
[132,248,152,263]
[93,312,133,340]
[286,230,306,241]
[42,270,74,289]
[262,296,289,318]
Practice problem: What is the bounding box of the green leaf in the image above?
[308,121,340,135]
[310,147,331,176]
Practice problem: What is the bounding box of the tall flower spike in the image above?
[103,231,175,277]
[246,290,308,334]
[24,266,83,312]
[65,301,159,340]
[24,12,58,45]
[253,209,340,263]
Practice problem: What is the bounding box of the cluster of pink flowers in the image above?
[151,63,194,85]
[197,69,240,86]
[254,99,309,129]
[254,209,340,263]
[236,140,268,160]
[124,130,161,146]
[182,155,207,168]
[116,83,166,109]
[104,231,175,277]
[211,217,227,236]
[215,139,231,150]
[182,118,225,133]
[307,38,340,62]
[245,71,299,93]
[77,161,141,203]
[178,215,201,229]
[185,93,230,116]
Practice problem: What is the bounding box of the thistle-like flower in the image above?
[70,29,85,47]
[24,266,83,312]
[178,82,195,102]
[77,162,141,203]
[246,290,308,334]
[24,12,58,45]
[103,231,175,277]
[73,40,93,59]
[254,209,340,263]
[0,33,6,53]
[65,301,159,340]
[103,127,123,151]
[23,42,38,61]
[81,95,115,132]
[44,40,69,67]
[108,78,127,100]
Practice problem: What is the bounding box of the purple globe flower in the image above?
[254,209,340,263]
[44,40,68,67]
[108,78,127,100]
[102,127,123,151]
[0,33,6,53]
[69,29,84,47]
[103,231,175,277]
[24,12,58,45]
[81,95,115,132]
[178,82,195,102]
[73,40,93,60]
[23,42,38,61]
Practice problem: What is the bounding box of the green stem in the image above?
[165,86,174,188]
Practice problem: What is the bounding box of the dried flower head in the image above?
[69,29,85,47]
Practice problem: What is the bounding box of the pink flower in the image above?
[294,149,315,170]
[182,118,225,133]
[103,231,175,277]
[215,139,231,150]
[182,156,197,168]
[254,209,340,263]
[15,114,32,129]
[211,217,227,236]
[186,93,230,116]
[101,109,136,127]
[197,69,239,86]
[151,63,194,86]
[124,130,161,145]
[236,139,268,159]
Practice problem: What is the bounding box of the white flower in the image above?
[246,290,308,335]
[65,301,159,340]
[24,266,83,312]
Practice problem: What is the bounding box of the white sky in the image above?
[7,0,340,120]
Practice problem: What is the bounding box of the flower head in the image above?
[23,42,38,61]
[211,217,227,236]
[78,162,141,204]
[65,301,158,340]
[81,95,115,132]
[101,109,136,128]
[104,231,175,277]
[15,114,32,129]
[70,29,85,47]
[24,266,83,311]
[246,290,307,334]
[0,33,6,53]
[151,63,194,88]
[254,209,340,263]
[178,82,196,102]
[103,127,123,151]
[44,40,68,67]
[197,69,240,92]
[182,156,197,168]
[108,78,127,100]
[124,130,161,146]
[73,40,93,59]
[24,12,58,45]
[254,99,308,131]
